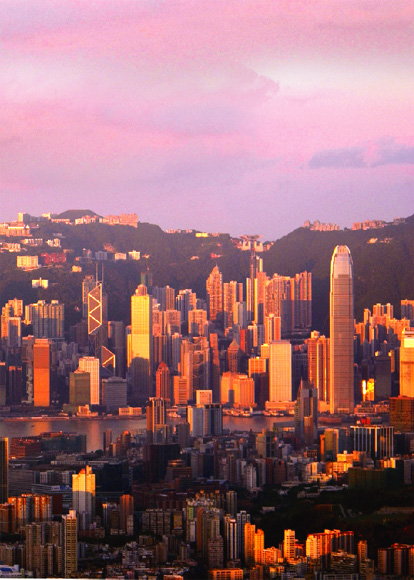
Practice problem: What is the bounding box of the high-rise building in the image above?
[244,522,256,565]
[284,528,296,561]
[130,285,153,403]
[204,403,223,436]
[78,357,100,406]
[33,339,51,407]
[82,275,96,318]
[188,309,208,337]
[0,438,8,504]
[307,331,330,403]
[180,337,210,400]
[295,380,318,445]
[26,300,64,339]
[108,320,125,378]
[196,390,213,406]
[176,289,197,324]
[72,465,95,529]
[69,370,91,407]
[101,377,127,412]
[173,375,189,406]
[62,509,78,577]
[224,515,238,562]
[269,340,292,402]
[330,245,354,414]
[400,329,414,397]
[206,265,223,324]
[248,356,268,409]
[254,528,265,564]
[227,339,241,373]
[351,425,394,460]
[187,405,204,437]
[223,281,243,329]
[389,396,414,432]
[146,397,167,443]
[264,314,281,344]
[119,494,134,535]
[155,362,171,403]
[209,332,221,402]
[401,299,414,322]
[237,511,251,560]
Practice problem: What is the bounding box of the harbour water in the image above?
[0,415,294,452]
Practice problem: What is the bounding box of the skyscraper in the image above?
[78,357,100,406]
[72,465,95,529]
[295,380,318,445]
[0,438,8,504]
[330,245,354,414]
[284,528,296,561]
[206,265,223,324]
[146,397,167,443]
[130,285,153,403]
[33,339,51,407]
[400,329,414,397]
[269,340,292,402]
[62,509,78,577]
[307,331,330,403]
[26,300,64,339]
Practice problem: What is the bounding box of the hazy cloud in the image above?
[309,139,414,169]
[309,147,366,168]
[371,138,414,167]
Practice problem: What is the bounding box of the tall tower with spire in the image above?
[329,245,354,414]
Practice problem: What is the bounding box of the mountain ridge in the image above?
[1,212,413,335]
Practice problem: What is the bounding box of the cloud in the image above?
[309,139,414,169]
[370,138,414,167]
[309,147,366,168]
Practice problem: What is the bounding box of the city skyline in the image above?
[1,1,414,238]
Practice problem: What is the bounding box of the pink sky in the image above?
[1,0,413,238]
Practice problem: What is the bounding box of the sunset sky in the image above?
[1,1,413,239]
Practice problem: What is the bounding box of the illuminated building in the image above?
[206,265,223,324]
[26,300,64,339]
[196,389,212,406]
[180,337,210,400]
[400,329,414,397]
[33,339,51,407]
[69,370,90,407]
[130,285,153,403]
[390,396,414,432]
[330,246,354,414]
[223,281,243,329]
[244,522,256,566]
[62,509,77,577]
[188,309,208,337]
[72,466,95,529]
[173,375,189,406]
[155,362,171,403]
[254,528,265,564]
[306,331,330,402]
[78,357,100,406]
[269,340,292,402]
[119,494,134,535]
[284,528,296,561]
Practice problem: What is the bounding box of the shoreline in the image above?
[0,415,144,422]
